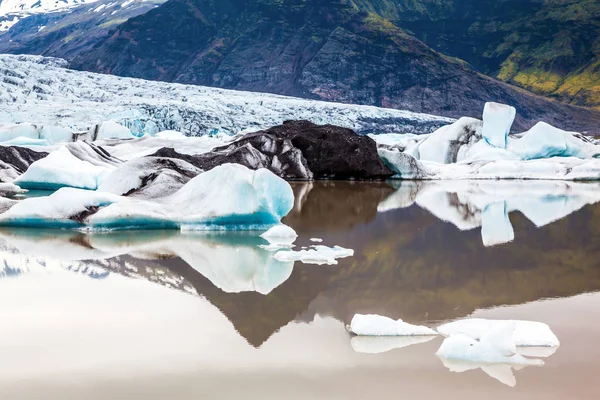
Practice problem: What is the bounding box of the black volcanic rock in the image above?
[150,121,395,180]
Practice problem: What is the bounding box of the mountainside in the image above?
[379,0,600,108]
[0,0,165,59]
[67,0,600,132]
[0,0,98,31]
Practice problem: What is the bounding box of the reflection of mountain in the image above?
[283,181,395,232]
[2,181,600,348]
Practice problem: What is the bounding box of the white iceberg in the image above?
[14,146,113,190]
[0,164,295,231]
[348,314,438,336]
[274,245,354,265]
[260,224,298,241]
[437,318,560,347]
[84,121,134,141]
[259,224,297,251]
[378,103,600,180]
[436,322,546,387]
[482,102,516,149]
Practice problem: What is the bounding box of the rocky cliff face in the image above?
[68,0,600,133]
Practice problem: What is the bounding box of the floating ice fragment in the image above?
[349,314,438,336]
[310,238,323,243]
[274,245,353,265]
[260,224,297,241]
[437,318,560,347]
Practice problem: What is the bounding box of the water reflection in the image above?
[0,181,599,396]
[0,230,293,295]
[378,180,600,246]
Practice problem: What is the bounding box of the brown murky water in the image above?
[0,181,599,399]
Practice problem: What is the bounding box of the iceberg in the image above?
[14,146,113,190]
[98,156,202,198]
[482,102,516,148]
[274,245,354,265]
[437,318,560,347]
[436,322,547,386]
[348,314,438,336]
[377,102,600,180]
[0,164,295,231]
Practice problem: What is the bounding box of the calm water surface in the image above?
[1,180,599,399]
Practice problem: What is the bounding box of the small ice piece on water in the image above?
[274,245,353,265]
[436,322,545,380]
[260,224,297,251]
[349,314,438,336]
[351,335,436,354]
[0,182,27,197]
[482,102,516,149]
[437,318,560,347]
[260,224,297,241]
[310,238,323,243]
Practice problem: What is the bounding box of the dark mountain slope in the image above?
[70,0,600,133]
[382,0,600,108]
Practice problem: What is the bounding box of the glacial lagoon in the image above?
[1,180,600,399]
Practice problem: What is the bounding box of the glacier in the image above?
[0,54,452,137]
[0,164,295,231]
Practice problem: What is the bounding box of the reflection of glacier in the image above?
[379,180,600,246]
[0,230,293,295]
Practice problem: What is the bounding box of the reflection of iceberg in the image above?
[0,230,294,295]
[351,335,436,354]
[437,357,536,387]
[379,180,600,246]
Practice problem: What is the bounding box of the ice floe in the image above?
[348,314,438,336]
[0,164,295,231]
[436,321,550,387]
[274,245,354,265]
[437,318,560,347]
[14,146,113,190]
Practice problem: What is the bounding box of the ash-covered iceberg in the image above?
[0,164,294,231]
